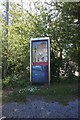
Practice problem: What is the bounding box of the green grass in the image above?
[2,82,79,105]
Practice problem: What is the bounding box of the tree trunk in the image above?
[58,48,62,77]
[78,4,80,78]
[2,1,9,79]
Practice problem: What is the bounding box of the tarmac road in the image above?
[1,99,79,118]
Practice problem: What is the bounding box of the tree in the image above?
[1,0,79,81]
[2,0,9,79]
[45,2,79,77]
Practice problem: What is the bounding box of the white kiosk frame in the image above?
[30,37,50,85]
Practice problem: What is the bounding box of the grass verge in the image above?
[2,82,79,105]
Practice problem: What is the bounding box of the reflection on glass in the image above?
[32,41,48,62]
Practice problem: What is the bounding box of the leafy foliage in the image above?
[1,1,79,86]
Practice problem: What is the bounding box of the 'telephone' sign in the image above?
[30,37,50,85]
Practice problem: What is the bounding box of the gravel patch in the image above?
[1,99,79,118]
